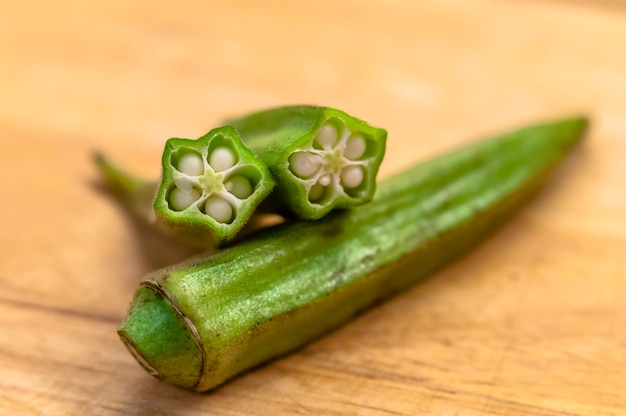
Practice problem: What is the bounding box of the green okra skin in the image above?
[152,125,276,246]
[227,105,387,219]
[118,116,588,392]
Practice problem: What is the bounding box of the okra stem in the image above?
[118,116,588,392]
[93,153,158,224]
[228,105,387,219]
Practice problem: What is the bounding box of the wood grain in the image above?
[1,0,625,414]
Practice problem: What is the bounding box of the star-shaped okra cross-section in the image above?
[154,125,275,245]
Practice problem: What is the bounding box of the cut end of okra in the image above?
[154,126,275,243]
[118,285,203,389]
[287,115,386,216]
[227,105,387,219]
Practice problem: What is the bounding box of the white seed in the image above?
[177,153,204,176]
[174,177,194,193]
[289,152,323,178]
[309,183,325,202]
[318,173,332,186]
[205,196,233,223]
[315,124,338,149]
[209,147,236,172]
[225,176,253,199]
[169,187,201,211]
[340,165,364,188]
[344,136,366,160]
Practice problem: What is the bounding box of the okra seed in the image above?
[340,165,364,188]
[177,153,204,176]
[309,183,325,202]
[318,173,332,187]
[290,152,323,178]
[209,147,236,172]
[174,177,194,193]
[316,124,338,149]
[170,187,202,211]
[344,136,366,160]
[224,176,253,199]
[205,196,233,223]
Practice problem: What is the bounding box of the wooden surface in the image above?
[1,0,625,414]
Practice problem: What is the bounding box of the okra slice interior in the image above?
[153,125,275,245]
[228,106,387,219]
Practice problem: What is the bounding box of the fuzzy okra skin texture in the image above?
[153,125,276,246]
[227,105,387,219]
[118,117,588,392]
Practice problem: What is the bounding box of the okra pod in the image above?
[96,126,276,247]
[228,105,387,219]
[118,116,588,391]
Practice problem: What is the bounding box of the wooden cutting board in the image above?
[1,0,625,414]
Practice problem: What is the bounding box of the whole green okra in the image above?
[96,126,275,247]
[118,116,588,392]
[227,105,387,219]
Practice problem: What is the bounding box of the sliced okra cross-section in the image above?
[228,105,387,219]
[153,125,275,245]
